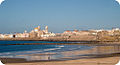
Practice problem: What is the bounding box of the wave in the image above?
[56,45,64,48]
[44,48,61,51]
[0,45,64,57]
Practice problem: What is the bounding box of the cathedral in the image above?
[29,26,55,38]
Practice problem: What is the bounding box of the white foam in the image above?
[56,45,64,48]
[44,48,61,51]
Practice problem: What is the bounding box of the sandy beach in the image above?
[2,45,120,65]
[1,41,120,65]
[4,56,120,65]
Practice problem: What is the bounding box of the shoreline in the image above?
[1,41,120,65]
[0,38,120,45]
[2,54,120,65]
[1,46,120,64]
[1,42,120,46]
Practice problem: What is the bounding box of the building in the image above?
[0,34,14,38]
[29,30,38,38]
[41,32,56,37]
[29,26,56,38]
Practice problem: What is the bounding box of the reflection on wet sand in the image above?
[14,45,120,61]
[16,52,57,61]
[93,45,120,54]
[1,44,120,65]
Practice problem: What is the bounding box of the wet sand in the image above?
[1,43,120,65]
[3,56,120,65]
[1,45,120,65]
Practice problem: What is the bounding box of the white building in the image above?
[0,34,14,38]
[41,32,56,37]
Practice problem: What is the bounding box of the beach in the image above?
[0,44,120,65]
[0,41,120,65]
[4,56,120,65]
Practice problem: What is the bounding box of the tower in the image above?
[24,30,27,33]
[45,26,48,33]
[38,26,40,30]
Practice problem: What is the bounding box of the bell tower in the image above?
[45,26,48,33]
[38,26,40,30]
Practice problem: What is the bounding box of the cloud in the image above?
[0,0,4,5]
[116,0,120,5]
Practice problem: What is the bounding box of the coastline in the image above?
[0,38,120,45]
[3,56,120,65]
[1,45,120,65]
[1,41,120,65]
[0,42,120,46]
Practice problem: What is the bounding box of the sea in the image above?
[0,41,120,61]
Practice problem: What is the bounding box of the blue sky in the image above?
[0,0,120,33]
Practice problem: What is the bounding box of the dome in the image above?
[34,27,39,30]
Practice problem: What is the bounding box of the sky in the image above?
[0,0,120,33]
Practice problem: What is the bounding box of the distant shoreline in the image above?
[0,38,120,45]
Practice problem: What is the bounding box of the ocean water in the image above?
[0,41,93,61]
[0,41,120,61]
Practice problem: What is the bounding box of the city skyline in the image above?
[0,0,120,33]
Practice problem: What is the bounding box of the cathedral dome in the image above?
[34,27,39,30]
